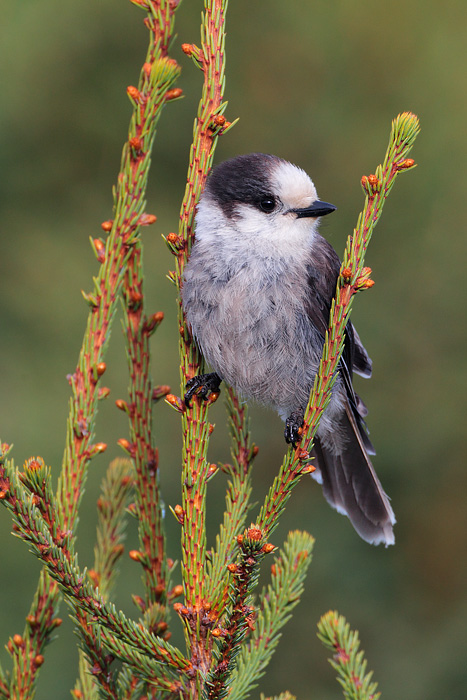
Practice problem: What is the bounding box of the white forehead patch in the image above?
[273,160,318,209]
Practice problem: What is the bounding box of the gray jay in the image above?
[182,153,395,546]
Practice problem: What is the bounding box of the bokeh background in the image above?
[1,1,466,698]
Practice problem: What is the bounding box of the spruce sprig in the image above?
[318,610,381,700]
[255,112,420,541]
[229,532,314,700]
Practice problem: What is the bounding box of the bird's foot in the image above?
[184,373,222,408]
[284,410,305,446]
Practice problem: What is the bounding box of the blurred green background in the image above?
[1,0,466,697]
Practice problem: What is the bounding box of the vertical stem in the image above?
[172,0,231,692]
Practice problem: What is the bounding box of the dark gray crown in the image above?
[204,153,283,216]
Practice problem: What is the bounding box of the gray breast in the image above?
[182,243,325,416]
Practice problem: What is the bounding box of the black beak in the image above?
[291,200,337,218]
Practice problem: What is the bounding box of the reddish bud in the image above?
[132,595,146,611]
[207,391,220,405]
[101,220,113,232]
[247,527,263,541]
[115,399,129,412]
[261,543,275,554]
[237,534,244,545]
[129,550,144,562]
[98,386,110,400]
[25,458,42,471]
[90,442,107,456]
[127,85,142,102]
[143,61,152,77]
[207,464,218,477]
[34,654,45,667]
[112,544,125,557]
[152,385,171,401]
[129,136,143,152]
[181,43,194,55]
[213,114,226,127]
[88,569,99,587]
[13,634,24,647]
[341,267,353,282]
[146,311,164,333]
[396,158,415,170]
[166,88,183,100]
[227,563,238,573]
[165,394,185,413]
[301,464,316,475]
[117,438,133,455]
[127,502,138,516]
[139,213,157,226]
[166,232,184,252]
[211,628,223,637]
[96,362,106,377]
[174,504,184,523]
[171,584,184,598]
[93,238,106,262]
[297,448,310,460]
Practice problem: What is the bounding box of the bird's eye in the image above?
[258,197,276,213]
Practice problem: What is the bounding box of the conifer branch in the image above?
[121,244,169,612]
[205,388,257,619]
[228,532,314,700]
[0,450,190,682]
[162,3,234,692]
[255,112,420,540]
[0,3,182,696]
[1,453,62,700]
[204,527,272,700]
[74,459,134,699]
[57,0,182,537]
[169,0,232,622]
[91,458,135,598]
[317,610,381,699]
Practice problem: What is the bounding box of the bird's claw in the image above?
[284,411,304,446]
[184,373,222,408]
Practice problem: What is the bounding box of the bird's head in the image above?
[195,153,336,252]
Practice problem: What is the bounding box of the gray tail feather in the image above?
[311,405,395,546]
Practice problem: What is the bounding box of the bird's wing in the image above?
[305,235,374,448]
[311,405,395,545]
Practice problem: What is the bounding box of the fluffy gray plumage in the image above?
[182,153,395,546]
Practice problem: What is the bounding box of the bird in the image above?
[181,153,395,546]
